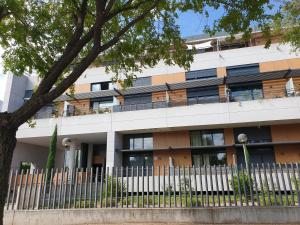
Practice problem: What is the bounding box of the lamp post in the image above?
[237,133,250,173]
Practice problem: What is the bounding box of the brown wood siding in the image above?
[263,79,287,99]
[218,85,226,101]
[274,144,300,163]
[153,131,192,174]
[69,99,90,115]
[151,72,186,85]
[217,67,227,78]
[152,91,166,102]
[260,58,300,72]
[271,124,300,142]
[168,89,187,104]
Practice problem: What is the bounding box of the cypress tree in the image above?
[46,125,57,180]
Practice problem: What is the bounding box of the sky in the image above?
[0,1,281,102]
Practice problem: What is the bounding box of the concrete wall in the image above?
[11,142,49,170]
[4,207,300,225]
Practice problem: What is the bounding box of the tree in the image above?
[274,0,300,51]
[45,125,57,181]
[0,0,278,224]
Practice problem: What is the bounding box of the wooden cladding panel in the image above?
[260,58,300,73]
[271,124,300,142]
[274,144,300,163]
[151,72,186,85]
[262,79,287,99]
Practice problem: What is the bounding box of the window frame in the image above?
[123,133,153,150]
[190,129,225,147]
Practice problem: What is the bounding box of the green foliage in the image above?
[0,0,278,82]
[102,175,126,199]
[230,171,253,195]
[273,0,300,51]
[46,125,57,180]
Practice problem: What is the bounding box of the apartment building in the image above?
[6,31,300,171]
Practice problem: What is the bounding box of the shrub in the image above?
[230,171,253,195]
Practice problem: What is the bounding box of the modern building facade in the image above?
[5,31,300,172]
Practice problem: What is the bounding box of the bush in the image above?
[102,176,126,198]
[230,171,253,195]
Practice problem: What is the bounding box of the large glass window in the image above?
[233,126,271,144]
[229,82,263,102]
[91,82,111,92]
[192,150,227,166]
[186,68,217,81]
[123,152,153,175]
[91,97,113,110]
[124,133,153,150]
[187,86,219,104]
[226,64,259,77]
[190,130,224,147]
[236,147,275,165]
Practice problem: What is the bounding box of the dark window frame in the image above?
[191,149,227,166]
[90,81,110,92]
[123,133,153,150]
[190,129,225,147]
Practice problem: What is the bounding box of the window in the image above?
[233,126,271,144]
[190,130,224,147]
[236,147,275,165]
[187,86,219,104]
[186,68,217,80]
[124,93,152,105]
[226,63,259,77]
[229,82,263,102]
[91,97,113,110]
[123,152,153,175]
[124,133,153,150]
[192,150,227,166]
[133,77,151,87]
[24,90,33,101]
[20,161,32,173]
[91,82,111,92]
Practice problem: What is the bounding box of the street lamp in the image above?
[237,133,250,173]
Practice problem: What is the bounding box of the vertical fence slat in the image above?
[279,164,288,206]
[178,167,182,208]
[241,165,248,206]
[209,165,214,207]
[262,164,271,206]
[73,168,79,208]
[173,166,176,208]
[214,165,220,207]
[296,163,300,206]
[84,168,88,208]
[125,167,128,208]
[21,169,29,210]
[147,166,150,208]
[105,167,108,208]
[58,169,63,209]
[136,166,139,208]
[158,166,160,208]
[183,166,186,207]
[291,163,300,206]
[79,168,83,208]
[152,166,155,208]
[274,163,283,206]
[219,165,225,207]
[68,168,74,209]
[168,166,171,208]
[11,170,18,210]
[236,166,242,207]
[100,167,104,208]
[188,167,192,207]
[163,165,165,208]
[268,163,277,206]
[247,164,254,206]
[193,166,198,208]
[257,164,266,206]
[88,168,92,208]
[110,167,114,208]
[199,166,204,207]
[204,165,209,207]
[41,169,48,210]
[225,166,231,207]
[33,169,40,209]
[252,164,260,206]
[230,165,237,206]
[286,163,294,206]
[131,166,134,208]
[116,167,119,208]
[142,166,144,208]
[6,170,13,210]
[17,169,24,210]
[47,169,54,209]
[121,167,123,208]
[53,168,59,209]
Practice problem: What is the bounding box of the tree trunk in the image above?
[0,123,17,225]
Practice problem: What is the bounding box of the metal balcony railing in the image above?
[33,88,300,119]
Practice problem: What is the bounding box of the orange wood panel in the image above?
[260,58,300,72]
[271,124,300,142]
[151,72,186,85]
[217,67,227,78]
[274,144,300,163]
[262,79,287,99]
